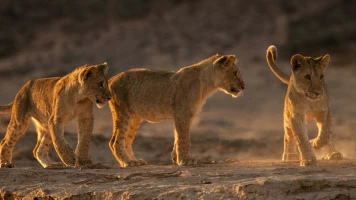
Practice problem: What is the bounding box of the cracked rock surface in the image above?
[1,160,355,200]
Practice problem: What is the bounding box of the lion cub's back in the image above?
[109,69,176,121]
[14,77,60,121]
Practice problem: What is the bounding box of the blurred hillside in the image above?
[0,0,355,78]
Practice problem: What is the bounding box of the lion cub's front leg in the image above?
[172,116,197,166]
[48,118,76,167]
[282,127,300,161]
[289,114,317,167]
[310,111,343,160]
[75,113,94,167]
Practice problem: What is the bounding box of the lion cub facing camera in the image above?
[108,54,245,167]
[0,63,111,168]
[266,45,343,167]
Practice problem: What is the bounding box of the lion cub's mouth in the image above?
[305,93,318,100]
[230,88,238,93]
[230,88,243,98]
[96,99,107,108]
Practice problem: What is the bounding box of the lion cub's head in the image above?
[213,55,245,97]
[290,54,330,100]
[79,62,112,108]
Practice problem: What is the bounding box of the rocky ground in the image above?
[1,160,356,200]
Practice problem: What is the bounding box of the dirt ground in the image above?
[1,159,356,200]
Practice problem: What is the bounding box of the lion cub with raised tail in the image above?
[108,54,245,167]
[266,45,343,167]
[0,63,112,168]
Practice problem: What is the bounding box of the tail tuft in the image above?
[267,45,278,61]
[266,45,289,84]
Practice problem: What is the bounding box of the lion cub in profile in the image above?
[108,55,245,167]
[266,45,343,167]
[0,63,111,168]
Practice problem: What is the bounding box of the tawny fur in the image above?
[0,63,111,168]
[108,54,245,167]
[266,45,343,167]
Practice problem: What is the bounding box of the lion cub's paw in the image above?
[122,160,142,168]
[60,150,76,166]
[282,153,300,161]
[300,159,318,167]
[75,158,93,166]
[177,157,197,166]
[171,152,177,164]
[309,139,318,149]
[137,159,147,166]
[0,163,15,168]
[327,152,343,160]
[44,162,67,169]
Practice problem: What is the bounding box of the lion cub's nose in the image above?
[107,97,112,101]
[241,86,245,90]
[314,91,321,96]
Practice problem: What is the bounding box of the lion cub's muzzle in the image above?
[230,85,244,93]
[230,85,244,97]
[95,95,112,108]
[305,90,322,100]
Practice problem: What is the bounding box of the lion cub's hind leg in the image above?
[282,127,300,161]
[125,117,147,166]
[33,125,65,168]
[0,106,30,168]
[109,101,141,167]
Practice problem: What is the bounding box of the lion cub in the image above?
[108,55,244,167]
[266,45,343,167]
[0,63,111,168]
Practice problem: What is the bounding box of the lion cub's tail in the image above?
[266,45,290,84]
[0,102,13,114]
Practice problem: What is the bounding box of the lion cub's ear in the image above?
[319,54,330,73]
[290,54,306,72]
[96,62,108,75]
[213,55,236,70]
[79,62,108,83]
[79,67,95,83]
[226,55,237,65]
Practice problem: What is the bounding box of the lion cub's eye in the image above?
[98,81,104,88]
[320,75,324,80]
[304,75,311,80]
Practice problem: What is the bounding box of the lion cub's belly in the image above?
[127,86,175,122]
[132,103,173,123]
